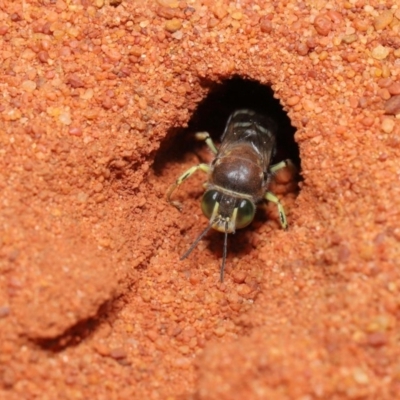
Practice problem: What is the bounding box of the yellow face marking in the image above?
[210,203,238,234]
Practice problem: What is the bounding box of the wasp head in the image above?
[180,189,256,282]
[201,189,256,233]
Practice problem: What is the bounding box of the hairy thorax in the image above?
[210,145,265,198]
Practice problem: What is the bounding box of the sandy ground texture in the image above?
[1,0,400,399]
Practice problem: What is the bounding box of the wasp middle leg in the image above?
[265,191,288,230]
[269,159,292,173]
[167,164,210,211]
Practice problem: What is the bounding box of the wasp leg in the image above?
[265,191,288,230]
[269,159,292,173]
[194,132,218,155]
[167,164,210,211]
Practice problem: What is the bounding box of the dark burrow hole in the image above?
[154,77,301,266]
[154,76,300,173]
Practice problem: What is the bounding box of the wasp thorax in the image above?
[213,149,265,198]
[201,189,255,233]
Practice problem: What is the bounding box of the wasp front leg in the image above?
[167,164,210,211]
[265,191,288,230]
[195,132,218,155]
[269,159,293,174]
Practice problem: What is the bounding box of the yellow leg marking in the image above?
[265,191,288,230]
[195,131,218,155]
[269,159,292,174]
[167,163,210,210]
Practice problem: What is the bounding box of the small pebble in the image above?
[314,14,332,36]
[381,117,395,133]
[0,25,9,35]
[303,99,315,111]
[21,80,37,93]
[6,109,22,121]
[69,127,82,136]
[93,182,103,193]
[296,43,309,56]
[1,368,15,388]
[93,342,110,356]
[378,78,393,88]
[342,34,357,44]
[171,30,183,40]
[231,11,242,21]
[102,97,113,110]
[236,283,252,297]
[38,51,49,63]
[378,88,391,100]
[156,6,176,19]
[367,332,387,347]
[179,345,190,354]
[165,19,182,33]
[362,116,374,127]
[109,347,127,360]
[59,109,72,125]
[231,270,246,284]
[213,6,228,20]
[287,95,300,106]
[21,48,36,60]
[101,46,122,62]
[384,95,400,115]
[213,326,226,337]
[76,192,88,203]
[371,45,390,60]
[67,74,85,88]
[0,306,10,318]
[374,10,393,31]
[388,82,400,95]
[157,0,179,7]
[207,18,219,29]
[352,368,369,385]
[259,17,272,33]
[353,18,369,32]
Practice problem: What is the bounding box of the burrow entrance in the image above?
[155,76,300,173]
[153,77,301,271]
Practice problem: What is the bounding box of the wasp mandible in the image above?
[168,109,290,281]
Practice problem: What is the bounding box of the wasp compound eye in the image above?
[201,190,220,219]
[235,199,256,229]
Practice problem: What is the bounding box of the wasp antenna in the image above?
[220,222,229,282]
[180,220,215,261]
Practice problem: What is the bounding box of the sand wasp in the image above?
[168,109,290,281]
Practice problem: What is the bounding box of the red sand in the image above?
[1,1,400,399]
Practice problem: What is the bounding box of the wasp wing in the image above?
[218,109,277,172]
